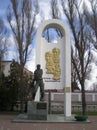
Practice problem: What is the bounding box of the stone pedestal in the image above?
[27,101,47,120]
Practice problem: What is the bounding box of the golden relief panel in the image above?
[45,48,61,80]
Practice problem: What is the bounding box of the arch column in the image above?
[36,19,71,117]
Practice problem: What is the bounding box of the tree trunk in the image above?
[81,81,87,115]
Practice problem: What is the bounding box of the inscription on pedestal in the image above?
[27,101,48,120]
[37,102,47,109]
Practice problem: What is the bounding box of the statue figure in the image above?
[32,64,44,101]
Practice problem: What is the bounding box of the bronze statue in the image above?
[31,64,44,101]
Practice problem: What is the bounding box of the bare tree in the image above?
[7,0,39,67]
[50,0,63,37]
[71,48,80,92]
[84,0,97,49]
[42,0,62,43]
[7,0,39,112]
[60,0,92,115]
[50,0,60,19]
[0,18,8,74]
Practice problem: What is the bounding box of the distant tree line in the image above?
[0,60,32,111]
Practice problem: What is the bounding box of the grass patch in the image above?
[87,111,97,115]
[72,111,97,115]
[1,111,97,116]
[51,111,97,115]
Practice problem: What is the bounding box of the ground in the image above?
[0,115,97,130]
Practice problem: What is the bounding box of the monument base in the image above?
[27,101,47,120]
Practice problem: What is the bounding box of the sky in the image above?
[0,0,97,90]
[0,0,51,72]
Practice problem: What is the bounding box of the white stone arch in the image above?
[36,19,71,117]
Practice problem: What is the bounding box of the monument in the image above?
[35,19,71,117]
[13,19,71,122]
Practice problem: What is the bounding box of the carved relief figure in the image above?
[45,48,61,80]
[45,52,55,74]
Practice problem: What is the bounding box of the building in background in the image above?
[0,60,33,78]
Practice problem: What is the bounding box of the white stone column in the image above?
[64,28,71,117]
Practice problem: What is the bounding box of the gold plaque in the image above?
[66,87,71,93]
[45,48,61,80]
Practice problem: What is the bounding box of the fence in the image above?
[13,92,97,113]
[44,92,97,113]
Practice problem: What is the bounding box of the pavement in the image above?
[0,114,97,130]
[12,113,90,123]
